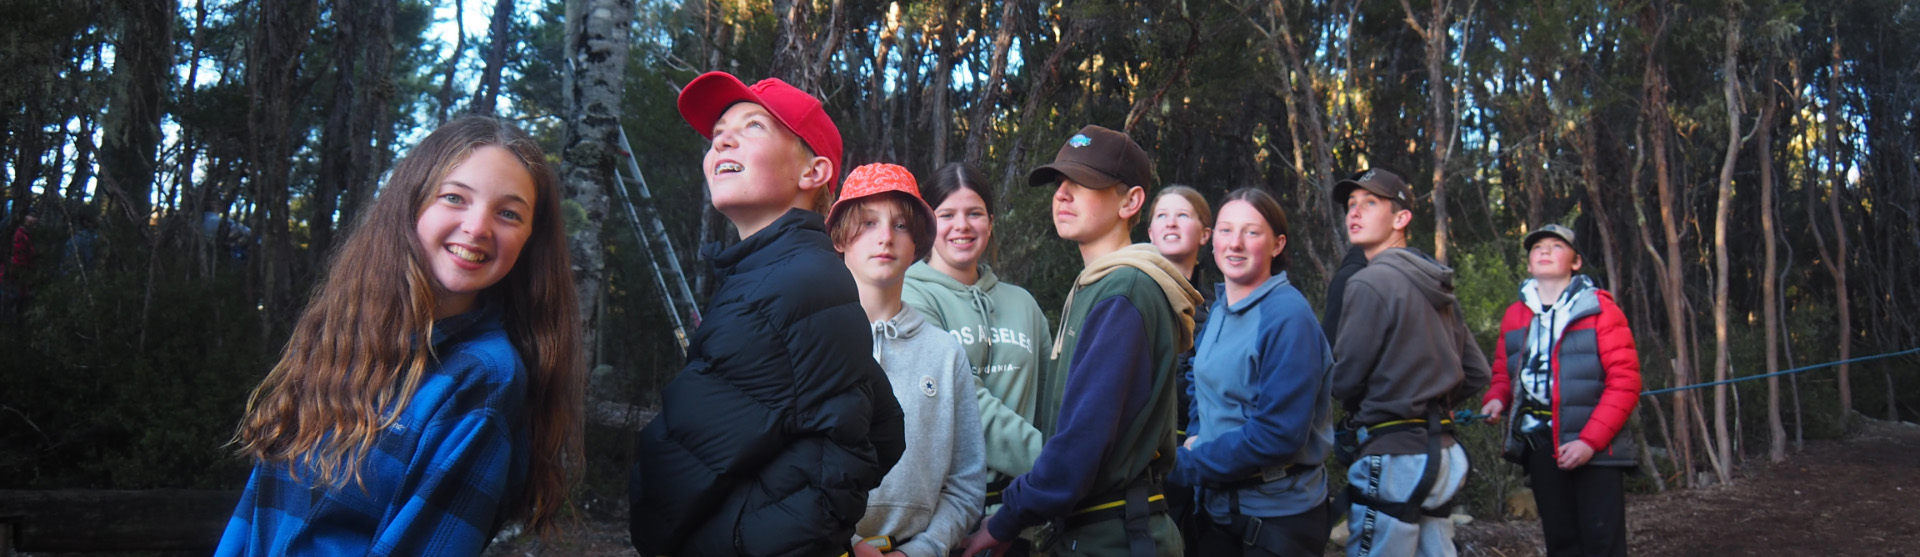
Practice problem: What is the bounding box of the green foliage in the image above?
[0,231,266,490]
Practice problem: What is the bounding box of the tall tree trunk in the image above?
[471,0,515,116]
[928,0,961,169]
[1402,0,1455,264]
[1710,7,1740,485]
[898,25,921,170]
[964,0,1020,164]
[1576,118,1622,292]
[10,99,47,223]
[1644,44,1699,485]
[1525,126,1546,229]
[1821,22,1853,425]
[97,0,176,222]
[345,0,396,227]
[1760,63,1786,463]
[562,0,630,370]
[1261,0,1342,261]
[771,0,818,92]
[246,0,317,341]
[314,0,360,258]
[436,0,466,125]
[997,19,1082,201]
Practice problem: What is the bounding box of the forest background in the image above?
[3,0,1917,534]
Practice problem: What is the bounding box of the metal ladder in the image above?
[612,125,702,358]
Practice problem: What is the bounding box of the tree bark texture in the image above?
[472,0,516,116]
[1404,0,1455,264]
[563,0,631,370]
[245,0,318,341]
[1759,64,1785,463]
[98,0,176,222]
[965,0,1020,164]
[1710,6,1740,486]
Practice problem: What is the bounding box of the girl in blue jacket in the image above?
[1170,188,1335,556]
[218,116,584,556]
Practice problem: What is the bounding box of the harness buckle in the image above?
[1241,516,1264,547]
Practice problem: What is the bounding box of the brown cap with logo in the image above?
[1027,125,1154,190]
[1332,168,1414,210]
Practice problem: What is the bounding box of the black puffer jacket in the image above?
[630,209,906,557]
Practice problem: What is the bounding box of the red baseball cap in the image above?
[677,72,845,194]
[827,163,935,262]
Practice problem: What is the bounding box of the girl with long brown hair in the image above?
[216,116,583,555]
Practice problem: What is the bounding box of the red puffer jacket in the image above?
[1483,286,1642,467]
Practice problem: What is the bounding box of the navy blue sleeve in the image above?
[988,297,1151,541]
[1173,305,1328,486]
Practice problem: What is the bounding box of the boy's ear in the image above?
[1571,253,1584,272]
[1391,208,1414,232]
[797,154,835,194]
[1118,186,1147,219]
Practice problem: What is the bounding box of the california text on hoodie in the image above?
[1331,247,1492,457]
[987,244,1204,548]
[856,305,987,557]
[901,261,1050,480]
[629,209,907,557]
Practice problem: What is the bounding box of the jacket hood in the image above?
[1519,274,1601,320]
[1052,244,1206,357]
[1370,248,1459,310]
[905,261,1003,318]
[905,260,1002,292]
[869,305,932,366]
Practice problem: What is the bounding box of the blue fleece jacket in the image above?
[1171,273,1333,518]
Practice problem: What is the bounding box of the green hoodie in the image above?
[902,261,1051,480]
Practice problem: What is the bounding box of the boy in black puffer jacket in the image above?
[629,72,906,557]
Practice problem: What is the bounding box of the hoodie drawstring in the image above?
[870,319,900,366]
[967,285,995,320]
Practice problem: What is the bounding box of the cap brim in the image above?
[1331,180,1362,209]
[678,72,763,139]
[1523,229,1575,252]
[1027,160,1124,189]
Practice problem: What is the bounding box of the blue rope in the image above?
[1450,347,1919,427]
[1640,347,1920,397]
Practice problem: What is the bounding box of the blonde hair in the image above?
[233,116,583,535]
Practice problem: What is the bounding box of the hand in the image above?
[1183,435,1197,449]
[850,541,885,557]
[1479,399,1504,424]
[959,517,1009,557]
[1556,439,1595,469]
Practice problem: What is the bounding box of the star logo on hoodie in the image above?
[920,375,938,397]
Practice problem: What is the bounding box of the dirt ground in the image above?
[490,419,1920,556]
[1457,418,1920,557]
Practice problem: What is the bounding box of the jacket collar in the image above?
[1219,271,1290,315]
[704,208,826,273]
[432,296,505,349]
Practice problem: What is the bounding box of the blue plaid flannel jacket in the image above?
[216,301,530,556]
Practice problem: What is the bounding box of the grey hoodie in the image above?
[855,306,987,557]
[1331,247,1492,456]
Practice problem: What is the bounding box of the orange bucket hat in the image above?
[827,163,936,261]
